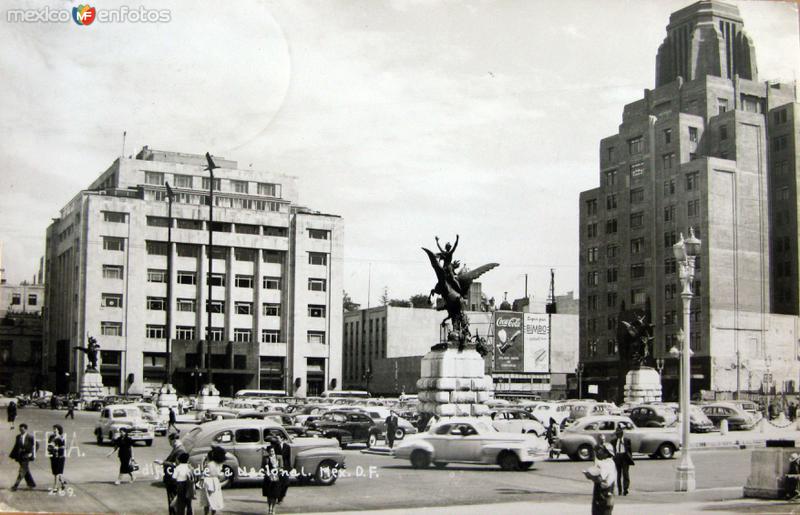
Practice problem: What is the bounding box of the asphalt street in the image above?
[0,408,781,514]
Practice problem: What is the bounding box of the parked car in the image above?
[701,403,756,430]
[94,404,155,446]
[353,407,417,445]
[237,411,310,437]
[527,402,571,427]
[556,415,681,461]
[307,410,382,448]
[200,408,239,423]
[729,400,763,422]
[392,417,548,471]
[629,405,677,428]
[181,419,345,487]
[490,408,546,436]
[132,402,168,435]
[689,405,715,433]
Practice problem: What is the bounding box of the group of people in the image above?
[582,426,635,515]
[9,423,68,493]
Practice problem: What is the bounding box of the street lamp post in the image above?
[672,228,701,492]
[656,358,665,378]
[204,153,219,388]
[165,182,174,384]
[577,362,584,399]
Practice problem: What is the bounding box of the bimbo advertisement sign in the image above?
[494,311,524,372]
[523,313,550,373]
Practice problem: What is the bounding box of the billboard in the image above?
[523,313,550,373]
[494,311,524,372]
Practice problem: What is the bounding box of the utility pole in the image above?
[546,269,557,396]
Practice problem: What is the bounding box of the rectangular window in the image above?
[263,276,281,290]
[206,300,225,314]
[630,161,645,181]
[664,231,677,248]
[587,247,599,264]
[257,182,281,197]
[103,237,125,251]
[27,294,37,306]
[664,258,676,274]
[176,271,196,285]
[146,240,168,255]
[308,278,327,292]
[689,126,698,142]
[630,212,644,229]
[685,172,699,191]
[174,174,193,188]
[235,223,260,235]
[146,325,166,339]
[688,199,701,217]
[234,274,254,288]
[235,302,253,315]
[604,170,617,187]
[102,293,123,308]
[176,219,203,230]
[606,245,618,258]
[607,147,615,162]
[587,271,599,286]
[103,211,127,223]
[202,177,221,191]
[10,293,20,305]
[147,297,166,311]
[631,263,646,279]
[103,265,124,279]
[663,128,672,144]
[628,136,644,154]
[607,316,618,331]
[262,250,284,264]
[308,229,330,240]
[630,188,644,204]
[309,253,328,266]
[662,153,675,171]
[207,273,226,287]
[101,321,123,336]
[587,295,597,311]
[147,269,167,283]
[145,171,165,185]
[717,98,728,114]
[176,326,195,340]
[233,329,252,342]
[631,289,646,305]
[773,109,788,125]
[607,292,618,308]
[146,216,170,228]
[665,283,677,300]
[262,330,280,343]
[307,331,326,344]
[664,178,676,196]
[176,299,196,312]
[262,303,280,316]
[630,238,644,255]
[264,226,288,237]
[606,194,617,210]
[308,305,327,318]
[208,327,224,341]
[693,280,701,297]
[606,267,618,283]
[605,219,618,234]
[664,205,675,222]
[720,125,728,141]
[231,180,249,194]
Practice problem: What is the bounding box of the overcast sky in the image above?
[0,0,798,307]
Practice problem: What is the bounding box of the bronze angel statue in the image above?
[74,336,101,371]
[423,235,498,352]
[620,314,653,369]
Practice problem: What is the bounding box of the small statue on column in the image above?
[74,336,101,372]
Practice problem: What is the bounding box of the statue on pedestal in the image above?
[620,314,654,370]
[423,235,498,355]
[74,336,101,372]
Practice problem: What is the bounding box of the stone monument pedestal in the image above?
[195,383,220,410]
[80,370,104,402]
[624,367,662,404]
[156,383,179,409]
[744,447,800,498]
[416,347,492,418]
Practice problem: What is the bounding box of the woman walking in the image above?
[7,400,17,430]
[199,446,226,515]
[261,444,284,515]
[171,452,195,515]
[48,424,67,493]
[107,427,135,484]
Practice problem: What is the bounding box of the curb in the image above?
[361,447,393,456]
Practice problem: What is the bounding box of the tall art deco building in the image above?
[44,147,343,398]
[579,1,799,401]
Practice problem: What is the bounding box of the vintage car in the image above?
[392,417,548,471]
[688,405,715,433]
[527,402,572,427]
[132,402,168,435]
[181,419,345,487]
[557,415,681,461]
[307,410,382,448]
[237,411,310,437]
[629,405,677,428]
[199,408,239,423]
[701,403,756,430]
[94,404,155,446]
[490,408,546,437]
[353,407,418,445]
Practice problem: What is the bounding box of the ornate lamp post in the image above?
[576,362,585,399]
[672,228,701,492]
[656,358,665,378]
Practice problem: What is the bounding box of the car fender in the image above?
[393,439,435,459]
[295,447,346,475]
[479,443,527,462]
[558,433,596,454]
[321,428,351,439]
[631,431,681,453]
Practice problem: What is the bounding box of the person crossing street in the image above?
[611,426,634,496]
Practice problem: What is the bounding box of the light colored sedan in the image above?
[490,409,546,436]
[557,415,681,461]
[392,417,548,471]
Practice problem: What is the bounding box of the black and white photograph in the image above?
[0,0,799,514]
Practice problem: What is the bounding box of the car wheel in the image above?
[577,444,593,461]
[145,439,153,447]
[367,433,378,448]
[395,428,405,440]
[219,465,235,489]
[410,450,431,469]
[657,443,676,459]
[519,461,534,470]
[498,451,521,471]
[433,461,447,469]
[315,460,339,486]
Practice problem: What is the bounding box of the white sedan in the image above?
[392,417,548,471]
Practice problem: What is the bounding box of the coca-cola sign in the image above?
[496,317,522,328]
[494,311,524,372]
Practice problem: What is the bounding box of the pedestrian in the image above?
[10,423,37,490]
[7,400,17,430]
[65,398,75,420]
[611,426,634,496]
[169,407,178,432]
[261,444,285,515]
[791,402,798,422]
[787,453,800,500]
[546,419,561,459]
[199,446,226,515]
[107,427,136,485]
[269,436,291,504]
[171,452,196,515]
[48,424,67,493]
[156,433,188,515]
[385,411,399,449]
[583,444,616,515]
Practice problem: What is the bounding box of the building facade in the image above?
[0,278,45,393]
[44,147,343,398]
[578,0,799,401]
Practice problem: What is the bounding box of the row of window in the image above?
[143,189,285,212]
[143,171,282,198]
[102,293,327,317]
[585,280,700,310]
[144,216,290,237]
[101,321,326,344]
[9,293,38,306]
[587,173,701,221]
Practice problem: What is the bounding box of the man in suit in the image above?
[10,423,37,490]
[156,433,190,515]
[385,412,400,449]
[611,426,634,496]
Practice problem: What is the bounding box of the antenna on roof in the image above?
[121,130,127,158]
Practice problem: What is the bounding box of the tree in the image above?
[379,286,390,307]
[388,299,411,307]
[343,290,360,312]
[409,293,433,308]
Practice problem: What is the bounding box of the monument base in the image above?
[416,347,492,418]
[195,383,220,410]
[624,367,662,404]
[80,371,105,402]
[744,447,800,499]
[156,383,179,409]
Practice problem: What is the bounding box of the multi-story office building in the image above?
[44,147,343,398]
[578,1,799,401]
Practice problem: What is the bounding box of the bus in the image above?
[234,389,287,400]
[320,390,370,399]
